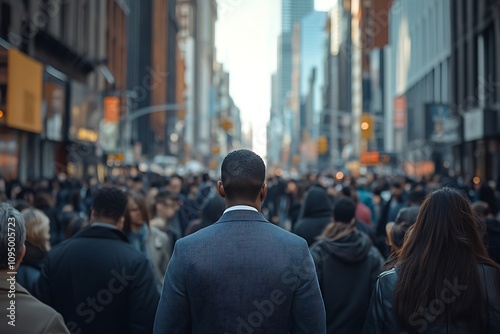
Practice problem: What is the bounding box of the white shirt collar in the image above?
[223,205,258,215]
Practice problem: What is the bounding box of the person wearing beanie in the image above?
[310,198,384,334]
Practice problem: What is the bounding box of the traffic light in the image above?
[220,118,233,132]
[178,108,186,121]
[317,136,328,155]
[360,114,374,140]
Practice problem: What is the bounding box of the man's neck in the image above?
[226,200,260,211]
[91,217,117,225]
[0,269,19,279]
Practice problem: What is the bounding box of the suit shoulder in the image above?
[264,223,309,246]
[16,292,65,319]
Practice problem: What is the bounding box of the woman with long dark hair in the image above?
[124,191,172,292]
[363,187,500,333]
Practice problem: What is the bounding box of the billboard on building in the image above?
[463,109,484,142]
[6,48,43,133]
[43,80,66,141]
[69,81,102,142]
[425,103,460,144]
[393,96,406,129]
[100,96,121,152]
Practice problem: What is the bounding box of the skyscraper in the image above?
[279,0,314,111]
[273,0,314,166]
[282,0,315,33]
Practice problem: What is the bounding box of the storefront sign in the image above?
[6,48,43,133]
[69,81,101,142]
[464,109,484,142]
[425,104,460,144]
[394,96,407,129]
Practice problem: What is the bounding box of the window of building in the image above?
[462,43,468,106]
[82,0,89,57]
[60,2,66,43]
[0,2,11,40]
[473,0,478,26]
[453,50,459,111]
[462,0,467,34]
[450,0,457,42]
[484,25,497,106]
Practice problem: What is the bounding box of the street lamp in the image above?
[120,102,185,164]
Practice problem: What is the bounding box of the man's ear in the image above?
[260,183,268,202]
[116,217,125,230]
[16,244,26,268]
[217,181,226,198]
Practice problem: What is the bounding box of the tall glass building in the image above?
[278,0,314,110]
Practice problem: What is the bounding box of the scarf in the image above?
[128,223,148,254]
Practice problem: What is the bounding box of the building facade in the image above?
[194,0,217,161]
[451,0,500,181]
[0,0,127,181]
[126,0,179,163]
[321,0,353,170]
[269,0,314,168]
[298,11,328,171]
[388,0,455,177]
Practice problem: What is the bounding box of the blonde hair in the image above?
[21,208,51,251]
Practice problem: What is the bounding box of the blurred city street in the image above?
[2,1,500,334]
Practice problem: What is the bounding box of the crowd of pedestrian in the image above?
[1,149,500,333]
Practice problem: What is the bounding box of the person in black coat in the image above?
[485,217,500,264]
[310,198,384,334]
[293,186,333,246]
[35,186,159,334]
[375,182,407,257]
[472,201,500,264]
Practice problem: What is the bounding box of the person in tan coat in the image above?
[0,203,69,334]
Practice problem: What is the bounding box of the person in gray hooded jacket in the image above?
[310,197,384,334]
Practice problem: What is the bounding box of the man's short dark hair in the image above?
[333,198,356,223]
[221,149,266,201]
[92,186,128,221]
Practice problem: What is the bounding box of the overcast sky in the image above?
[215,0,334,158]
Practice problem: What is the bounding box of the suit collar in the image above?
[73,225,129,243]
[216,210,269,224]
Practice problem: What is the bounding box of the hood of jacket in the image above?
[317,231,372,263]
[301,187,332,218]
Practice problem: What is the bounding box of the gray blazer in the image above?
[154,209,326,334]
[145,225,172,291]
